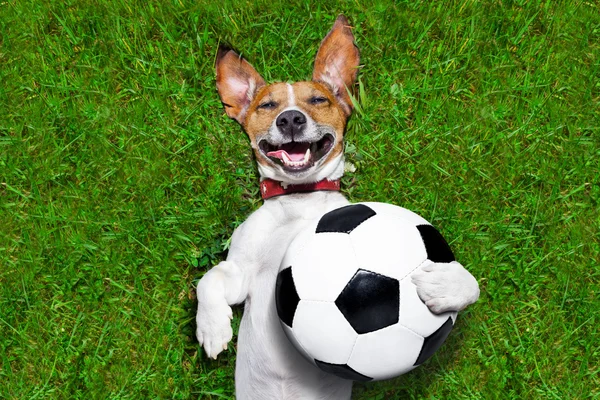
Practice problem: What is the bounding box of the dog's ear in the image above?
[312,15,360,117]
[216,46,266,125]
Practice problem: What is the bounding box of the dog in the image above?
[195,15,480,399]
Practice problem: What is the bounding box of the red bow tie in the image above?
[260,178,341,200]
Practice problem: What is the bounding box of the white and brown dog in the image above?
[196,15,479,399]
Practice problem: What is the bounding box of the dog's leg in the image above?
[411,261,480,314]
[196,259,248,359]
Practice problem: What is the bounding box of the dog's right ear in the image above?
[312,15,360,117]
[216,46,266,125]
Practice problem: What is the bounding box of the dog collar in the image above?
[260,178,341,200]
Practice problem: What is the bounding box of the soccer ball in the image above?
[275,202,458,382]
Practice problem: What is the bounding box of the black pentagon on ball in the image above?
[315,359,373,382]
[316,204,376,234]
[414,316,454,366]
[275,266,300,327]
[416,224,456,263]
[335,269,399,334]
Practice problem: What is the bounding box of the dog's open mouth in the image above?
[259,134,334,171]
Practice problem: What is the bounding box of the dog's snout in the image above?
[276,110,306,138]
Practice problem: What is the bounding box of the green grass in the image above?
[1,0,598,398]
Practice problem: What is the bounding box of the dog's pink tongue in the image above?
[266,150,288,160]
[267,143,308,161]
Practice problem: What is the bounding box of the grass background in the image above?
[1,0,599,398]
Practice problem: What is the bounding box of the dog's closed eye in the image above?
[308,96,328,105]
[258,101,278,110]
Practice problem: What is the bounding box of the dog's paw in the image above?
[195,302,233,359]
[411,261,480,314]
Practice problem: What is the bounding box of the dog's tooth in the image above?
[304,148,311,163]
[282,152,291,165]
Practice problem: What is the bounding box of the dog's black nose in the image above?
[276,110,307,139]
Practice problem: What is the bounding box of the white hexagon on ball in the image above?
[292,301,357,365]
[282,231,360,302]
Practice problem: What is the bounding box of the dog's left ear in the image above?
[312,15,360,117]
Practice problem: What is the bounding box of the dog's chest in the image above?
[254,192,349,277]
[241,192,349,309]
[252,207,316,287]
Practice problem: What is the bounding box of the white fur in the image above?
[197,190,354,399]
[257,152,345,185]
[411,261,480,314]
[287,83,296,106]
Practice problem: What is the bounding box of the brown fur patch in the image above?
[243,83,291,165]
[215,48,266,124]
[292,82,346,162]
[244,83,290,138]
[312,15,360,116]
[243,81,348,166]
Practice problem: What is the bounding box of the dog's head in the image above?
[215,15,360,184]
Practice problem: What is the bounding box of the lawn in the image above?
[1,0,598,398]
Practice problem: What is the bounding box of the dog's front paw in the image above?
[196,302,233,359]
[411,261,480,314]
